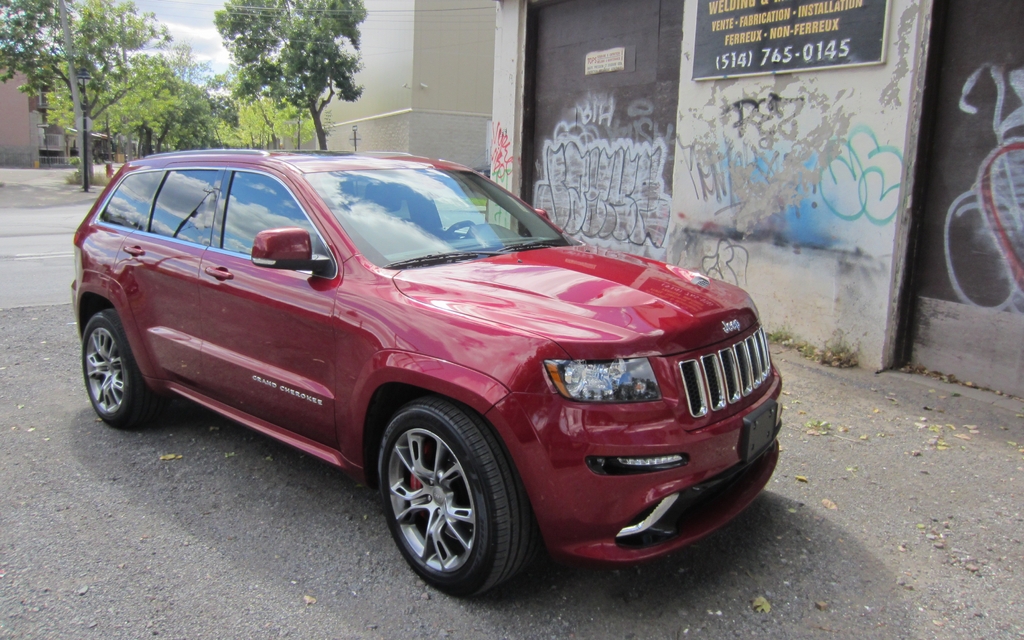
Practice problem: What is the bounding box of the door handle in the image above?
[124,245,145,257]
[204,266,234,281]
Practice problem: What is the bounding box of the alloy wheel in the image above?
[387,428,476,572]
[85,327,124,414]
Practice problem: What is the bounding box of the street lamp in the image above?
[76,68,91,192]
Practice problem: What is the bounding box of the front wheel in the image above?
[81,310,164,429]
[378,397,539,596]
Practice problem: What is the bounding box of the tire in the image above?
[378,396,540,596]
[81,310,165,429]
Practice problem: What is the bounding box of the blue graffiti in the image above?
[818,125,904,226]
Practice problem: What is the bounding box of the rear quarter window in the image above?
[149,170,220,246]
[99,171,163,230]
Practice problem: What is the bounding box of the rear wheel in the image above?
[81,310,164,429]
[378,397,539,595]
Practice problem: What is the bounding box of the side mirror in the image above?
[534,208,550,220]
[251,227,333,276]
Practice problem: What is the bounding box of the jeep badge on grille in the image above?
[722,319,741,334]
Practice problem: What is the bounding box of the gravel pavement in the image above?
[1,304,1022,639]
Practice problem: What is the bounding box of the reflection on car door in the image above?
[115,169,222,384]
[198,170,340,447]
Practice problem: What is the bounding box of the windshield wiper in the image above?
[500,239,565,252]
[385,250,504,270]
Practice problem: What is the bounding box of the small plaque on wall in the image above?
[585,47,627,75]
[692,0,890,80]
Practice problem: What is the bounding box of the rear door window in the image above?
[220,171,327,256]
[149,170,221,246]
[99,171,163,230]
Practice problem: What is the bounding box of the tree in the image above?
[215,0,366,150]
[0,0,169,128]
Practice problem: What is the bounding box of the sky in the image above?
[134,0,233,73]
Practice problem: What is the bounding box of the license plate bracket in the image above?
[740,399,778,463]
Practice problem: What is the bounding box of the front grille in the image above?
[679,327,772,418]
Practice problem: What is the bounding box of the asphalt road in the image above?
[1,304,1022,639]
[0,169,99,308]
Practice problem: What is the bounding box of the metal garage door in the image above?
[909,0,1024,395]
[526,0,683,260]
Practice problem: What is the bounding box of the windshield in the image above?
[306,168,568,268]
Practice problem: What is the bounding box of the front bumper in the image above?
[485,367,782,567]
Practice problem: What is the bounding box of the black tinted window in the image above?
[99,171,162,230]
[221,172,326,256]
[149,170,219,246]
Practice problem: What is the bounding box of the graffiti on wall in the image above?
[675,86,905,260]
[819,125,904,226]
[944,65,1024,313]
[490,122,514,190]
[533,95,673,254]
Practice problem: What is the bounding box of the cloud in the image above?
[163,21,232,72]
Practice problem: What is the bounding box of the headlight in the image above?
[544,358,661,402]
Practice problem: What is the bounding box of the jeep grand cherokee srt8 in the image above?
[73,150,782,595]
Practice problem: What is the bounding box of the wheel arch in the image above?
[355,352,513,490]
[77,291,115,338]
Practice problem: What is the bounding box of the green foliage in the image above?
[0,0,169,121]
[215,0,366,149]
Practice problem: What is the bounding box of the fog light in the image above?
[586,453,689,475]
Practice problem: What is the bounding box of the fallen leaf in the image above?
[752,596,771,613]
[159,454,183,461]
[795,475,809,483]
[822,499,838,510]
[16,404,24,409]
[936,439,950,451]
[224,452,236,458]
[897,545,907,552]
[953,434,971,441]
[872,408,880,413]
[859,435,870,441]
[815,601,828,611]
[303,595,316,605]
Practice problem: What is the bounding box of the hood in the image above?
[392,245,759,359]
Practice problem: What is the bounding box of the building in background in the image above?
[325,0,495,170]
[0,74,72,168]
[491,0,1024,397]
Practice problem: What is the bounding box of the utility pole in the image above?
[57,0,87,191]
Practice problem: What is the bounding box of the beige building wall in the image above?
[0,74,35,167]
[327,0,494,168]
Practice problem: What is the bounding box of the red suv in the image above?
[73,150,781,595]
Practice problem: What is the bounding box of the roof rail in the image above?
[144,148,270,159]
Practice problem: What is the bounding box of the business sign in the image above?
[585,47,627,75]
[692,0,890,80]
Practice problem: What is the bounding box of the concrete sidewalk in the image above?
[0,167,103,209]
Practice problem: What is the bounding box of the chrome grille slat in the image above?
[746,336,762,388]
[719,347,741,403]
[700,354,727,411]
[678,328,772,416]
[735,342,753,396]
[758,328,771,376]
[679,360,708,417]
